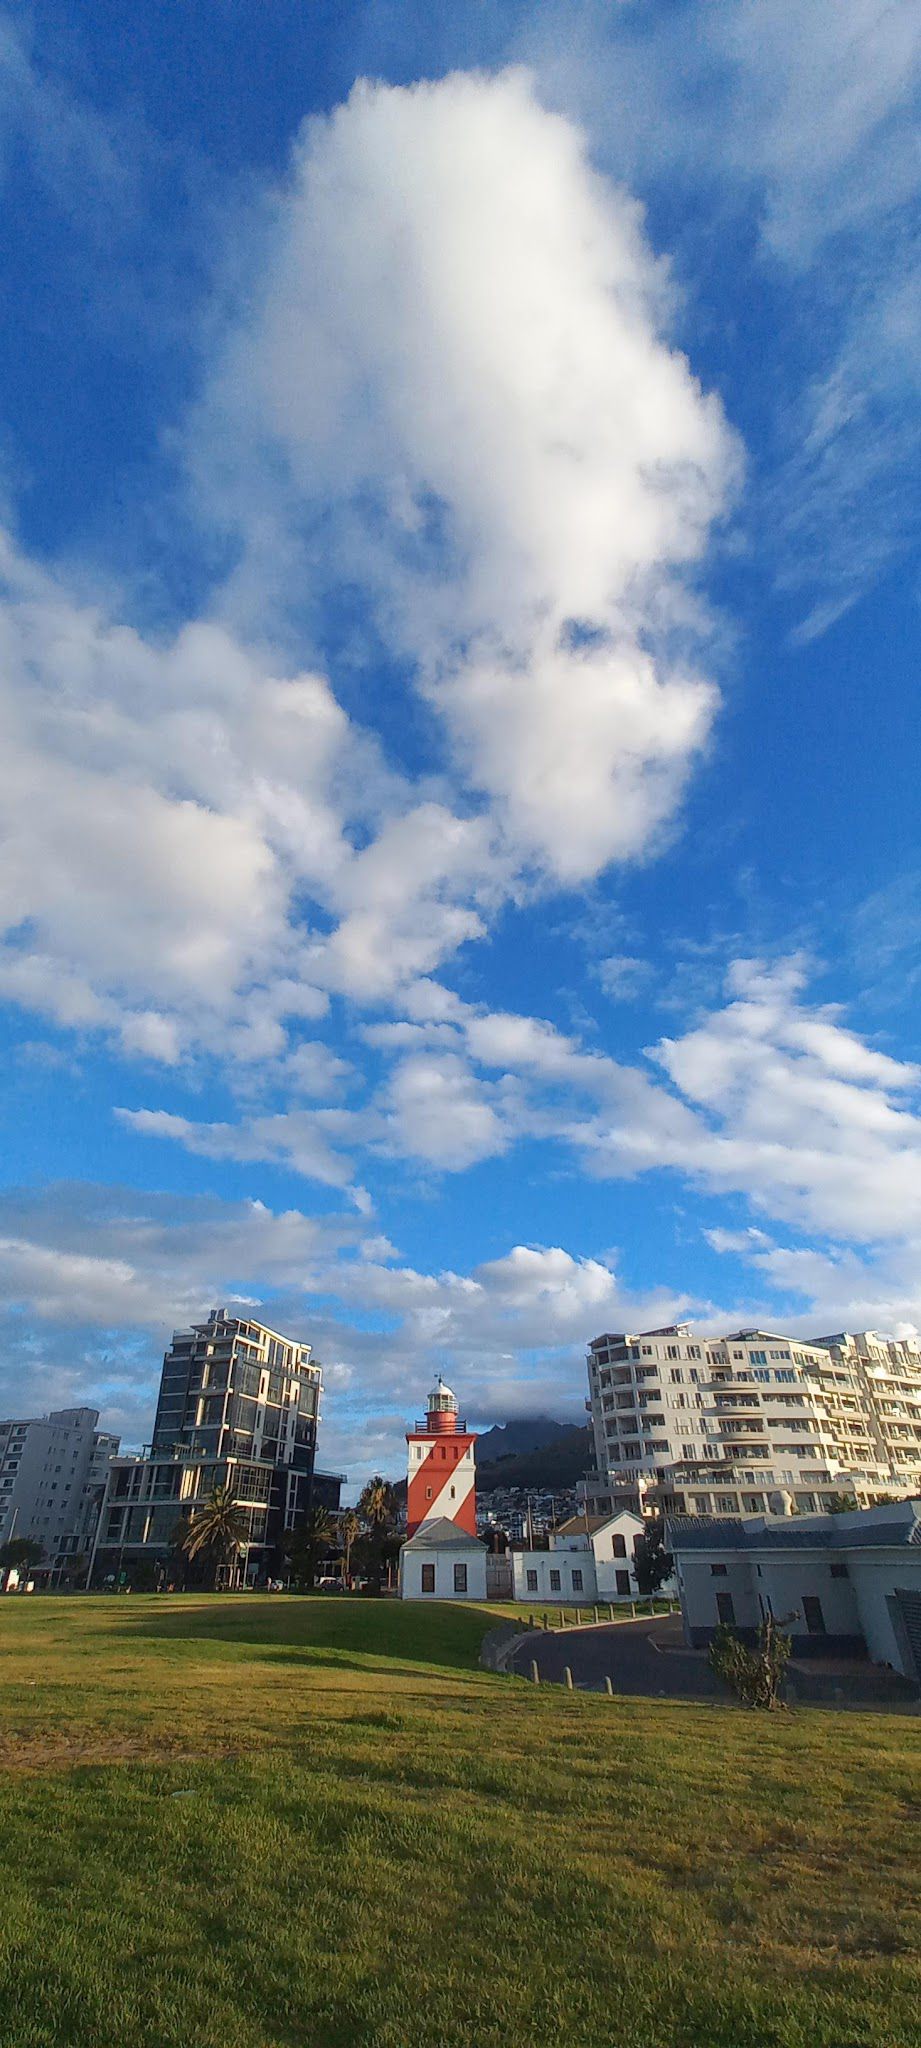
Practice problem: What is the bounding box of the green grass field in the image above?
[0,1596,919,2048]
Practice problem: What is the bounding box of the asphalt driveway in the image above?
[509,1613,723,1699]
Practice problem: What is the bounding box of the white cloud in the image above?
[195,68,737,881]
[116,1106,357,1193]
[383,1052,510,1170]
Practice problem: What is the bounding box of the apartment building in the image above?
[814,1332,921,1488]
[90,1308,339,1586]
[0,1407,120,1575]
[581,1324,921,1521]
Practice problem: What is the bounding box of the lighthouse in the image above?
[405,1375,477,1537]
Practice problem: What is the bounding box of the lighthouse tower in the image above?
[406,1377,477,1537]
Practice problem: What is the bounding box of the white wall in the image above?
[512,1550,596,1601]
[399,1543,487,1601]
[849,1553,921,1673]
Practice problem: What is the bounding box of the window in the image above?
[830,1562,848,1580]
[571,1569,584,1592]
[453,1562,467,1594]
[549,1570,561,1592]
[710,1564,728,1577]
[615,1570,631,1595]
[612,1533,627,1557]
[716,1592,736,1625]
[425,1486,433,1500]
[421,1564,435,1593]
[802,1595,826,1635]
[449,1486,455,1499]
[526,1569,538,1593]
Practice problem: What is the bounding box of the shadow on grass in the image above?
[109,1595,495,1673]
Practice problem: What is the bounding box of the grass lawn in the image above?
[0,1597,919,2048]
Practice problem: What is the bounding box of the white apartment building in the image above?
[814,1332,921,1488]
[582,1324,921,1522]
[0,1407,120,1574]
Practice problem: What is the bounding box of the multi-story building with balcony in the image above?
[0,1406,120,1577]
[89,1308,341,1586]
[581,1323,920,1522]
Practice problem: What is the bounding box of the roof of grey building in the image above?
[667,1500,921,1553]
[401,1517,486,1550]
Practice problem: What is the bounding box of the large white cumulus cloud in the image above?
[201,68,737,879]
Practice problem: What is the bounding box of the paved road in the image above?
[509,1614,724,1699]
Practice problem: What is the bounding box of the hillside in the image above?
[476,1422,592,1493]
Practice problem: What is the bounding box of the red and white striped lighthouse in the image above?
[406,1377,477,1537]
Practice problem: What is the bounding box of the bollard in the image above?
[530,1660,540,1685]
[593,1604,599,1625]
[563,1665,573,1690]
[543,1611,549,1630]
[608,1604,615,1623]
[630,1600,636,1618]
[559,1608,565,1629]
[605,1676,614,1696]
[576,1608,582,1627]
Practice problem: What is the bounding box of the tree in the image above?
[0,1537,45,1587]
[178,1486,248,1589]
[356,1477,398,1592]
[824,1492,856,1514]
[633,1520,673,1597]
[283,1507,335,1590]
[708,1610,791,1710]
[338,1509,361,1588]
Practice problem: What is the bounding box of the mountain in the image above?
[474,1416,578,1463]
[475,1421,592,1494]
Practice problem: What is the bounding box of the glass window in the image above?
[526,1569,538,1592]
[453,1563,467,1594]
[421,1564,435,1593]
[716,1592,736,1625]
[612,1534,626,1557]
[549,1570,561,1592]
[615,1570,631,1595]
[571,1569,583,1592]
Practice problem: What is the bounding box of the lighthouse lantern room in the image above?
[406,1376,477,1536]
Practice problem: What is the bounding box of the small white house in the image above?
[511,1509,651,1603]
[668,1499,921,1684]
[398,1516,488,1601]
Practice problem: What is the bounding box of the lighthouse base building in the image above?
[399,1377,487,1600]
[399,1517,488,1601]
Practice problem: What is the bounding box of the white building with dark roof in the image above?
[668,1498,921,1687]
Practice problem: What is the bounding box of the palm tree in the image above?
[283,1506,335,1589]
[338,1508,361,1588]
[357,1477,397,1530]
[356,1477,398,1591]
[179,1486,248,1589]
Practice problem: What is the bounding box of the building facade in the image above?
[511,1509,649,1603]
[400,1378,486,1598]
[582,1324,921,1522]
[0,1407,120,1577]
[668,1500,921,1687]
[406,1377,477,1536]
[90,1308,334,1586]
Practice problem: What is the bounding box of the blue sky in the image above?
[1,2,920,1493]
